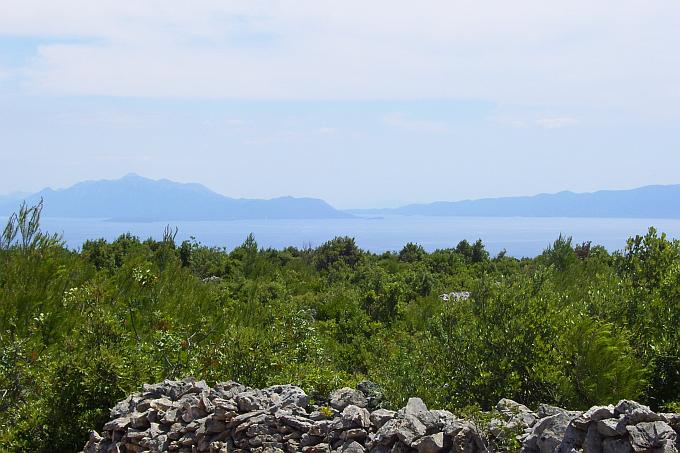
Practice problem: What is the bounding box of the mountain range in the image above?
[1,175,680,220]
[0,174,352,221]
[349,185,680,218]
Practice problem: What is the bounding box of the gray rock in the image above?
[129,410,150,429]
[103,415,131,432]
[402,398,439,433]
[660,413,680,435]
[110,395,141,418]
[412,432,445,453]
[537,404,581,419]
[301,433,326,447]
[573,405,616,430]
[83,431,103,453]
[280,413,315,432]
[598,417,629,437]
[497,399,538,429]
[342,405,371,429]
[330,388,368,411]
[162,407,180,424]
[213,381,248,399]
[308,421,332,437]
[555,423,586,453]
[615,400,664,424]
[147,377,208,401]
[452,424,487,453]
[303,443,332,453]
[602,437,633,453]
[497,399,533,417]
[521,433,539,452]
[236,390,269,412]
[341,440,366,453]
[342,429,369,442]
[405,398,429,415]
[530,413,573,453]
[537,432,562,453]
[268,384,311,409]
[626,421,677,453]
[206,417,227,434]
[582,423,603,453]
[442,419,468,439]
[85,379,676,453]
[370,409,397,429]
[374,415,427,447]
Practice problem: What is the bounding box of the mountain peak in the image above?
[120,172,146,181]
[0,175,351,221]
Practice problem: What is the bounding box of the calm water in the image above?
[9,215,678,257]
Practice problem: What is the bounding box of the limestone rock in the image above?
[342,405,371,430]
[83,378,679,453]
[330,388,368,411]
[626,421,677,453]
[598,417,628,437]
[370,409,397,429]
[573,405,616,430]
[412,432,445,453]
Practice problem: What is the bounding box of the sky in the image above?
[1,1,679,208]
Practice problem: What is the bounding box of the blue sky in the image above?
[1,1,679,208]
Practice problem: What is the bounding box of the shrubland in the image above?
[0,202,678,451]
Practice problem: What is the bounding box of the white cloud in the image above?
[536,117,579,129]
[1,0,679,116]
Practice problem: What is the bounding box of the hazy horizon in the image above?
[3,172,680,211]
[2,2,680,208]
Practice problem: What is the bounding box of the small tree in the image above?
[313,236,362,271]
[398,242,426,263]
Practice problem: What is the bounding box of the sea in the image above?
[11,215,680,258]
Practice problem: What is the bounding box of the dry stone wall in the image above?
[83,378,680,453]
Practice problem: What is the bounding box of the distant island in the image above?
[349,185,680,219]
[0,173,352,222]
[2,175,680,221]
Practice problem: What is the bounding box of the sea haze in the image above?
[15,215,680,258]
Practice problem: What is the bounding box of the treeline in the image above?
[0,201,678,451]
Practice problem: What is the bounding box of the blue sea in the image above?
[13,215,680,257]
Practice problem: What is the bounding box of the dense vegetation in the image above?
[1,201,678,451]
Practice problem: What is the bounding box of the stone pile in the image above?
[83,378,680,453]
[516,399,680,453]
[82,378,485,453]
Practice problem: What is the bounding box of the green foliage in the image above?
[1,201,679,450]
[459,406,522,453]
[313,236,362,271]
[398,242,426,263]
[560,317,646,406]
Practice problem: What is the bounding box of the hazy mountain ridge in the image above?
[0,173,353,221]
[348,185,680,219]
[3,177,680,220]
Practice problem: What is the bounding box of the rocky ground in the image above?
[83,378,680,453]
